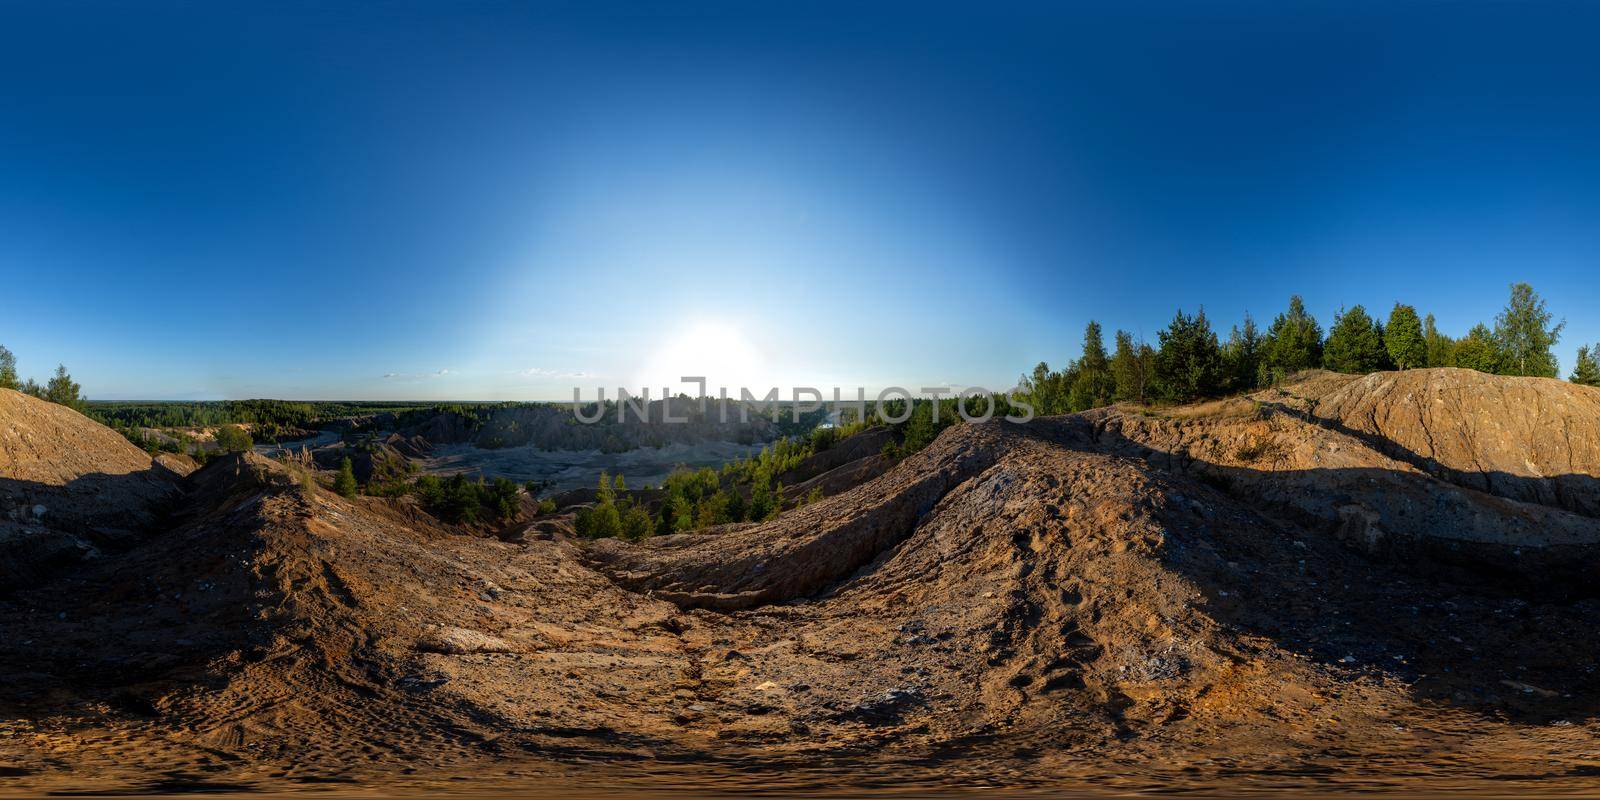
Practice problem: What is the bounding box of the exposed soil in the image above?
[2,373,1600,796]
[0,390,189,588]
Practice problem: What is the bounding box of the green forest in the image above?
[1017,282,1594,416]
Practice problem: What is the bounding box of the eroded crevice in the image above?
[582,423,1030,612]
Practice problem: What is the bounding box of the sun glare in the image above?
[635,321,768,395]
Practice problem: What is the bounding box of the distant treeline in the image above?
[84,399,444,435]
[1020,282,1598,415]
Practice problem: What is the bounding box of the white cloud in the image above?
[382,369,454,380]
[519,367,594,379]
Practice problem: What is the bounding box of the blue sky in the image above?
[1,1,1596,400]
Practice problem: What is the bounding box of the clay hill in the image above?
[3,371,1600,795]
[0,390,191,587]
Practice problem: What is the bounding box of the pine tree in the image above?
[0,345,17,391]
[1023,362,1068,417]
[1376,320,1397,370]
[1423,313,1455,368]
[1222,314,1263,392]
[44,364,84,412]
[334,457,359,498]
[1079,321,1108,373]
[748,469,778,521]
[1154,307,1223,401]
[488,477,519,520]
[1493,282,1564,377]
[1384,303,1427,370]
[1453,323,1503,373]
[588,503,621,538]
[1258,295,1324,385]
[1570,345,1600,387]
[1067,368,1114,412]
[621,505,654,540]
[1067,321,1115,411]
[1111,330,1155,403]
[1323,305,1387,374]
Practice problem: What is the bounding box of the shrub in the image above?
[215,424,254,453]
[411,473,520,525]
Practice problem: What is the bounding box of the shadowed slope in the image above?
[0,389,188,588]
[1278,368,1600,517]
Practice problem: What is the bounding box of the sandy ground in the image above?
[6,373,1600,796]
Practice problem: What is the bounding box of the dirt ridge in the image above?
[4,370,1600,792]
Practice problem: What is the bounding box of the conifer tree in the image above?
[1111,330,1155,404]
[334,457,359,498]
[1022,362,1068,417]
[1493,282,1564,377]
[1384,303,1427,370]
[1258,295,1323,385]
[1067,321,1115,410]
[1154,308,1223,401]
[1570,345,1600,387]
[1323,305,1387,374]
[44,364,84,412]
[1222,314,1263,392]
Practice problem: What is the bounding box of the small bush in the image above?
[215,424,254,453]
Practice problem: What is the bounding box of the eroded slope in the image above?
[4,371,1600,793]
[0,389,188,587]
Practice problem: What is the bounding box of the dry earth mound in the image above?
[1089,369,1600,586]
[1287,368,1600,517]
[0,389,187,587]
[3,373,1600,793]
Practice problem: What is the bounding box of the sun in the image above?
[635,321,768,395]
